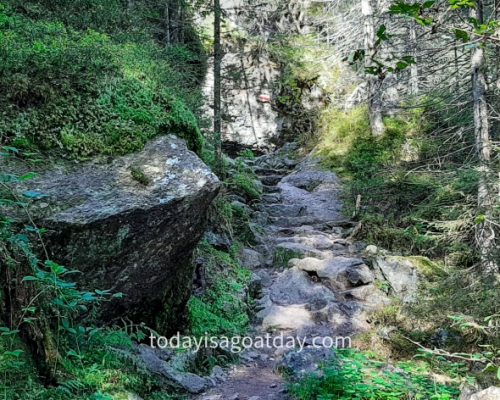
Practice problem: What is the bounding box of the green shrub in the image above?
[289,350,460,400]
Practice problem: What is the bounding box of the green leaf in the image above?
[396,61,410,70]
[454,29,469,42]
[19,172,37,181]
[376,24,390,43]
[475,214,486,224]
[22,276,38,282]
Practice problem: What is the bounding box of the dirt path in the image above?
[195,148,388,400]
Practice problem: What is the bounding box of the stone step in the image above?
[273,242,331,263]
[290,256,374,291]
[264,204,307,218]
[272,235,342,251]
[261,193,282,204]
[260,174,283,186]
[253,167,291,176]
[262,184,280,193]
[269,215,327,228]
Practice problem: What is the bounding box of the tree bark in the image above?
[362,0,385,136]
[409,24,419,96]
[213,0,223,175]
[471,2,498,275]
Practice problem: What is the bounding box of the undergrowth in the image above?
[0,1,206,159]
[314,103,499,387]
[187,241,251,337]
[316,105,477,262]
[288,349,460,400]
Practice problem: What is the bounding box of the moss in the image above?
[188,242,251,337]
[226,172,262,201]
[129,166,151,186]
[390,255,447,280]
[0,2,206,159]
[273,247,301,269]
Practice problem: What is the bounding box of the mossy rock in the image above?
[389,256,446,280]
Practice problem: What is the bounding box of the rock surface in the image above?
[196,147,393,400]
[14,135,220,331]
[371,255,419,302]
[460,387,500,400]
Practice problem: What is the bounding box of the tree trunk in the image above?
[362,0,385,136]
[213,0,223,175]
[164,2,171,45]
[1,261,60,384]
[409,24,419,96]
[471,2,498,275]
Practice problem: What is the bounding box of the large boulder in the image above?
[12,135,220,332]
[370,254,445,302]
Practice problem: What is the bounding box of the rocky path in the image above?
[196,147,389,400]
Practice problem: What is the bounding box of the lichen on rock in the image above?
[11,135,220,333]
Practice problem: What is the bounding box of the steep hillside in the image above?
[0,0,205,158]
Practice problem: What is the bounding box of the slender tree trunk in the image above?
[165,2,171,45]
[213,0,223,174]
[409,24,419,96]
[362,0,385,136]
[471,2,497,275]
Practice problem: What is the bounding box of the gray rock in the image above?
[278,347,335,378]
[262,193,282,203]
[372,256,419,302]
[268,267,336,306]
[265,204,306,217]
[274,242,329,260]
[364,245,378,257]
[210,365,225,383]
[239,248,263,268]
[461,387,500,400]
[11,135,220,331]
[204,231,232,251]
[292,257,373,290]
[137,345,214,394]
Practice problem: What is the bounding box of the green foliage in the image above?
[289,349,460,400]
[225,160,262,201]
[0,1,206,158]
[316,105,478,259]
[188,242,251,337]
[0,328,181,399]
[273,247,301,269]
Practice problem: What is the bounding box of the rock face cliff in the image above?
[14,135,220,332]
[201,0,281,151]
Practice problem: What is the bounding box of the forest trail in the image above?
[195,146,389,400]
